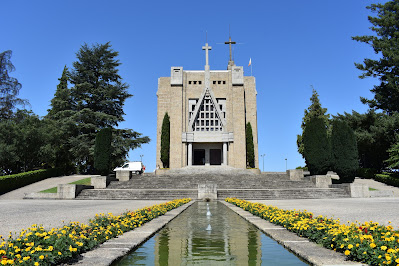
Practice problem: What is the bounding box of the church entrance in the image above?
[210,149,222,165]
[193,149,205,165]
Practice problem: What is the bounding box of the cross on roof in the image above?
[202,43,212,66]
[225,36,236,62]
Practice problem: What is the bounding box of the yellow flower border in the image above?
[0,198,191,265]
[226,198,399,266]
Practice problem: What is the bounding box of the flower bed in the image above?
[226,198,399,266]
[0,198,191,265]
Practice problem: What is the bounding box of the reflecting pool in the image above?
[114,201,308,265]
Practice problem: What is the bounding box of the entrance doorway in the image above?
[193,149,205,165]
[210,149,222,165]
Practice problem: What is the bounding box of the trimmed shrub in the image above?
[375,173,399,188]
[303,117,331,175]
[160,113,170,168]
[356,168,377,179]
[331,120,359,183]
[0,168,63,195]
[94,128,112,176]
[246,122,255,168]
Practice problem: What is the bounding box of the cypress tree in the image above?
[160,112,170,168]
[331,120,359,183]
[303,117,331,175]
[94,128,112,176]
[246,122,255,168]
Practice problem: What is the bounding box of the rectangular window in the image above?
[210,113,213,118]
[194,81,197,84]
[206,113,209,118]
[201,120,204,126]
[215,121,218,126]
[223,81,226,84]
[213,81,216,84]
[199,81,202,84]
[206,105,209,111]
[189,81,192,84]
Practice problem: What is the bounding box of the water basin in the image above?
[114,201,308,265]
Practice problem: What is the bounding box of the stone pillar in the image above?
[223,142,227,165]
[188,142,192,166]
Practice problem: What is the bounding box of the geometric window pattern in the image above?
[191,91,224,132]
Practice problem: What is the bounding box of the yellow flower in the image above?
[23,256,30,261]
[39,255,44,260]
[348,244,353,249]
[58,252,62,255]
[381,246,387,251]
[344,250,350,256]
[370,243,376,248]
[34,262,39,266]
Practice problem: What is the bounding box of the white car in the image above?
[113,161,144,175]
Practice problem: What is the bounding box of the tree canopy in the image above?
[0,50,28,120]
[352,0,399,114]
[160,112,170,168]
[297,88,330,157]
[246,122,255,168]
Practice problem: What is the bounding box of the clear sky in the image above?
[1,0,386,172]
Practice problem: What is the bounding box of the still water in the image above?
[115,201,308,265]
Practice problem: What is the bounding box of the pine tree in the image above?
[297,88,330,157]
[47,65,73,119]
[353,0,399,114]
[160,113,170,168]
[246,122,255,168]
[94,128,112,176]
[386,136,399,169]
[331,120,359,183]
[303,117,331,175]
[0,50,28,120]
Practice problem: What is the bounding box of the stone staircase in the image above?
[76,169,350,200]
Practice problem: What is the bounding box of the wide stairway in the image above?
[76,167,350,200]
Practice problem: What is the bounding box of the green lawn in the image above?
[40,177,92,193]
[369,187,378,191]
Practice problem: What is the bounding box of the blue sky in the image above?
[1,0,385,172]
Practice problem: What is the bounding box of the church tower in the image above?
[156,38,258,169]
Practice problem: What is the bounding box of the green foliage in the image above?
[331,120,359,183]
[94,128,112,176]
[297,88,330,157]
[296,166,308,171]
[0,168,62,195]
[375,173,399,188]
[0,110,46,175]
[335,110,399,171]
[352,1,399,114]
[160,112,170,168]
[0,50,29,120]
[246,122,255,168]
[356,168,377,179]
[385,136,399,169]
[303,117,331,175]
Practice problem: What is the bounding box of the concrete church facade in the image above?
[156,40,259,170]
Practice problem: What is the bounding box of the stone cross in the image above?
[202,43,212,66]
[225,36,236,62]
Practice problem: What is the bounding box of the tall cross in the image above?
[202,43,212,66]
[225,36,236,62]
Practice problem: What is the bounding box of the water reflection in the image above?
[116,202,308,265]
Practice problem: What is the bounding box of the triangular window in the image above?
[192,91,224,132]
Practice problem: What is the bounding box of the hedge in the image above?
[374,173,399,188]
[0,168,63,195]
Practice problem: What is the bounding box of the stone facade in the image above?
[156,43,258,170]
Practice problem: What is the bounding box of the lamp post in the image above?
[260,154,265,172]
[285,158,287,171]
[140,155,144,162]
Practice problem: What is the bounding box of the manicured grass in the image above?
[39,177,92,193]
[368,187,377,191]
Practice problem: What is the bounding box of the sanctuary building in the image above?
[156,39,259,169]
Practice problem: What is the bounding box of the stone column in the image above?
[188,142,192,166]
[223,142,227,165]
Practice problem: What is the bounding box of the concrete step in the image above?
[76,189,198,200]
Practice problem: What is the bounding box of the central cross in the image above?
[225,36,236,62]
[202,43,212,66]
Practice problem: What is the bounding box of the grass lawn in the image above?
[40,177,92,193]
[369,187,378,191]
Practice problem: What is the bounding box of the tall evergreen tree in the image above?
[353,0,399,114]
[47,65,73,118]
[386,137,399,169]
[303,117,331,175]
[331,120,359,183]
[160,113,170,168]
[66,42,149,170]
[246,122,255,168]
[0,50,28,120]
[94,128,112,176]
[297,88,330,157]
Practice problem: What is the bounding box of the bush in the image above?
[94,128,112,176]
[356,168,377,179]
[331,120,359,183]
[246,122,255,168]
[375,173,399,188]
[0,168,63,195]
[160,113,170,168]
[303,117,331,175]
